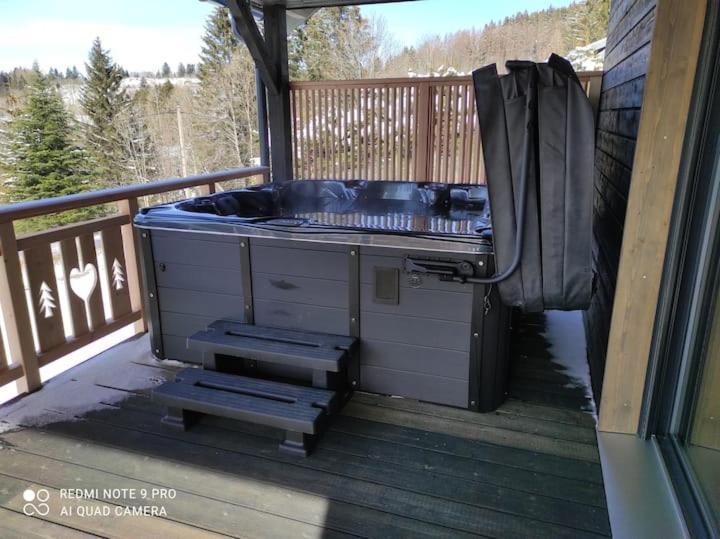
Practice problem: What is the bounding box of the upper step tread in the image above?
[188,321,357,372]
[207,321,356,350]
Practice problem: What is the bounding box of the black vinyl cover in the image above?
[473,54,594,312]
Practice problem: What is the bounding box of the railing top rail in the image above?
[0,166,269,223]
[289,71,603,89]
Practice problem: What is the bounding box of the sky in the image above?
[0,0,574,73]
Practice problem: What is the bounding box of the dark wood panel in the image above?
[151,233,241,269]
[361,311,470,352]
[360,338,469,379]
[360,365,469,408]
[252,272,348,308]
[595,147,633,196]
[605,1,656,66]
[155,261,244,295]
[250,243,349,281]
[595,170,628,226]
[601,43,652,91]
[596,131,637,170]
[599,77,646,112]
[254,299,349,335]
[598,109,642,139]
[158,287,245,320]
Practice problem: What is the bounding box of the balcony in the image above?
[0,71,608,535]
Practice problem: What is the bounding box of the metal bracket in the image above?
[403,256,475,282]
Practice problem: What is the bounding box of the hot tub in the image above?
[134,180,511,411]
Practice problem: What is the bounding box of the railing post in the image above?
[117,198,147,333]
[586,74,602,121]
[415,83,433,181]
[0,222,41,392]
[197,183,216,196]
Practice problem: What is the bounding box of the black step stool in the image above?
[153,368,337,456]
[153,322,358,456]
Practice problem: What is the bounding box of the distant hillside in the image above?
[381,0,609,76]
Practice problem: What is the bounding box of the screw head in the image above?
[351,317,356,323]
[471,400,476,406]
[142,233,148,238]
[350,250,356,256]
[149,292,155,298]
[473,332,479,338]
[478,260,484,266]
[154,349,160,354]
[351,381,357,387]
[240,242,246,247]
[245,305,251,310]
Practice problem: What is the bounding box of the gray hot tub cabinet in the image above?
[136,181,511,412]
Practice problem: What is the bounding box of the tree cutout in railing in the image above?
[69,263,98,303]
[111,258,125,291]
[37,282,57,319]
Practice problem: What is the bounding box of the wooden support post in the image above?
[117,198,147,333]
[0,222,41,393]
[264,4,293,183]
[226,0,279,96]
[599,0,707,434]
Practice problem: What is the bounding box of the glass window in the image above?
[686,277,720,519]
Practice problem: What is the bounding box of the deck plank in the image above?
[0,441,343,539]
[37,405,608,538]
[0,507,101,539]
[351,392,598,444]
[342,401,600,462]
[0,474,223,538]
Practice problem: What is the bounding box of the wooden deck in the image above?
[0,312,609,538]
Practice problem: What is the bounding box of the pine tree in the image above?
[198,7,238,80]
[289,7,384,80]
[80,37,128,186]
[193,6,257,172]
[161,62,172,77]
[177,63,187,77]
[0,69,99,231]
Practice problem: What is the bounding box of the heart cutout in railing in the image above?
[69,263,98,302]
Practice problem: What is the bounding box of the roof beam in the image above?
[225,0,280,95]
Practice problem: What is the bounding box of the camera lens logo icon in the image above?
[22,488,50,516]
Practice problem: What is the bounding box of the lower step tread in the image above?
[152,368,336,434]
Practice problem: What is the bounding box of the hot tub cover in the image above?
[473,54,594,312]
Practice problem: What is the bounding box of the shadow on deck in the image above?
[0,311,609,538]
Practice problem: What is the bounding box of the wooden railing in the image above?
[289,72,603,184]
[0,166,268,393]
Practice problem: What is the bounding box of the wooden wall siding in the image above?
[584,0,657,403]
[598,0,707,434]
[290,73,602,184]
